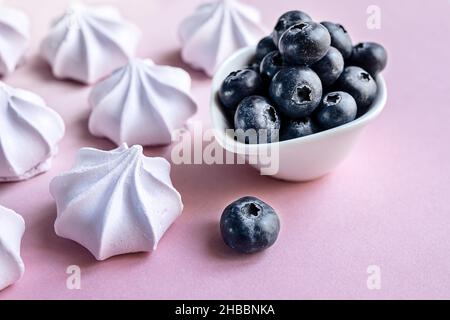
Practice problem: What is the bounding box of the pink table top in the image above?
[1,0,450,300]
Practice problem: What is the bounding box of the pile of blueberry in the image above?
[218,10,387,143]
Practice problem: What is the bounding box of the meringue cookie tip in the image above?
[88,58,197,146]
[51,144,183,261]
[40,3,141,84]
[179,0,266,77]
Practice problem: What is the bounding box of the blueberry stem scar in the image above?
[360,72,371,81]
[242,203,261,217]
[326,93,341,104]
[294,85,312,104]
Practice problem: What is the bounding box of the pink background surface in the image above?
[1,0,450,299]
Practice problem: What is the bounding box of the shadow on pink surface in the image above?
[29,202,97,266]
[72,107,117,150]
[156,47,211,82]
[26,55,89,88]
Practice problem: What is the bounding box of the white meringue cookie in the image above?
[50,143,183,261]
[0,82,65,182]
[179,0,266,76]
[40,3,141,84]
[0,205,25,291]
[88,58,197,146]
[0,6,30,76]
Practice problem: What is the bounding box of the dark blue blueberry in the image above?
[315,91,357,129]
[279,22,331,66]
[348,42,388,77]
[280,117,318,141]
[321,21,353,59]
[269,66,322,119]
[234,96,280,144]
[218,69,263,116]
[335,66,377,116]
[247,61,260,72]
[259,51,285,81]
[255,36,278,61]
[272,10,312,46]
[312,46,344,88]
[220,196,280,254]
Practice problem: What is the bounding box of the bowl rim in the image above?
[210,46,387,152]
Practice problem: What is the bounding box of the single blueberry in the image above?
[218,69,263,116]
[234,96,281,144]
[312,46,344,88]
[315,91,357,129]
[269,66,322,119]
[335,66,378,116]
[259,51,285,81]
[272,10,312,46]
[280,117,318,141]
[255,36,278,61]
[220,196,280,254]
[279,22,331,66]
[348,42,388,77]
[247,61,260,72]
[321,21,353,59]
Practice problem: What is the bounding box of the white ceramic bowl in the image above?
[210,47,387,181]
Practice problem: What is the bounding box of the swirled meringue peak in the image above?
[88,58,197,146]
[179,0,266,76]
[0,6,30,76]
[40,3,141,84]
[0,82,65,182]
[0,205,25,291]
[50,143,183,261]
